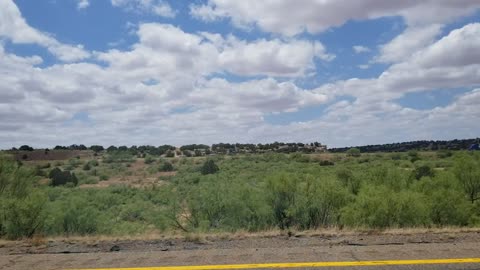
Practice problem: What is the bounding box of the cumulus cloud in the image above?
[1,0,480,148]
[190,0,480,36]
[0,0,90,62]
[377,24,443,63]
[97,23,333,78]
[353,45,370,54]
[77,0,89,9]
[111,0,176,18]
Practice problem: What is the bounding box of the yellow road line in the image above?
[71,258,480,270]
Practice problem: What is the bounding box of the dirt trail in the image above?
[1,231,480,270]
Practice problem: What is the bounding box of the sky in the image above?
[0,0,480,148]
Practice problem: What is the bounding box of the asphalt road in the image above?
[1,241,480,270]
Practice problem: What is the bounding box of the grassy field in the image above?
[0,149,479,240]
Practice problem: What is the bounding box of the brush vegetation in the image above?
[0,150,480,240]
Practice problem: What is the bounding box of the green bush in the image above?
[49,168,78,187]
[160,162,174,172]
[341,185,430,228]
[319,160,334,166]
[411,165,435,180]
[346,148,361,157]
[144,156,155,164]
[200,160,219,175]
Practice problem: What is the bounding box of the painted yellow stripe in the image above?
[71,258,480,270]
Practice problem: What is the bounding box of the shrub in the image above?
[159,162,174,172]
[165,151,175,158]
[346,148,361,157]
[200,160,219,175]
[49,168,78,187]
[336,167,361,195]
[82,163,91,171]
[0,191,47,239]
[266,174,297,229]
[144,156,155,164]
[319,160,334,166]
[294,177,349,229]
[341,186,430,228]
[411,165,435,180]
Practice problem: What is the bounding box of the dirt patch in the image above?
[2,230,479,255]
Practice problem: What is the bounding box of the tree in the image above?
[19,145,34,151]
[200,160,219,175]
[346,148,361,157]
[90,145,104,153]
[454,154,480,203]
[49,168,78,187]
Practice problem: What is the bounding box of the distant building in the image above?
[468,143,480,151]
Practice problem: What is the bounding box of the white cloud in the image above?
[353,45,370,54]
[111,0,176,18]
[219,38,334,77]
[77,0,89,9]
[0,0,90,62]
[377,24,442,63]
[1,1,480,148]
[97,23,332,78]
[190,0,480,36]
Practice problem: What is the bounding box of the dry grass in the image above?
[3,227,478,245]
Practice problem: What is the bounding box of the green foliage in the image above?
[49,168,78,187]
[294,177,349,229]
[266,174,297,229]
[160,162,174,172]
[0,191,47,239]
[453,153,480,203]
[411,165,435,180]
[1,150,479,239]
[346,148,361,157]
[0,157,47,239]
[336,167,361,194]
[341,185,430,228]
[144,155,155,164]
[319,160,334,166]
[200,160,219,175]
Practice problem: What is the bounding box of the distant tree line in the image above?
[330,138,480,153]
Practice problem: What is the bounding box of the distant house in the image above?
[468,143,480,151]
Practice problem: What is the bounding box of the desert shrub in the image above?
[82,163,91,171]
[319,160,334,166]
[453,154,480,203]
[144,156,155,164]
[341,185,430,228]
[49,168,78,187]
[266,173,297,229]
[391,153,403,160]
[165,151,175,158]
[290,153,310,163]
[411,165,435,180]
[437,150,453,159]
[294,177,349,229]
[0,191,47,239]
[88,160,99,167]
[346,148,361,157]
[0,157,47,239]
[336,167,361,195]
[200,160,219,175]
[160,162,174,172]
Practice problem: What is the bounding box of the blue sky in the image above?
[0,0,480,148]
